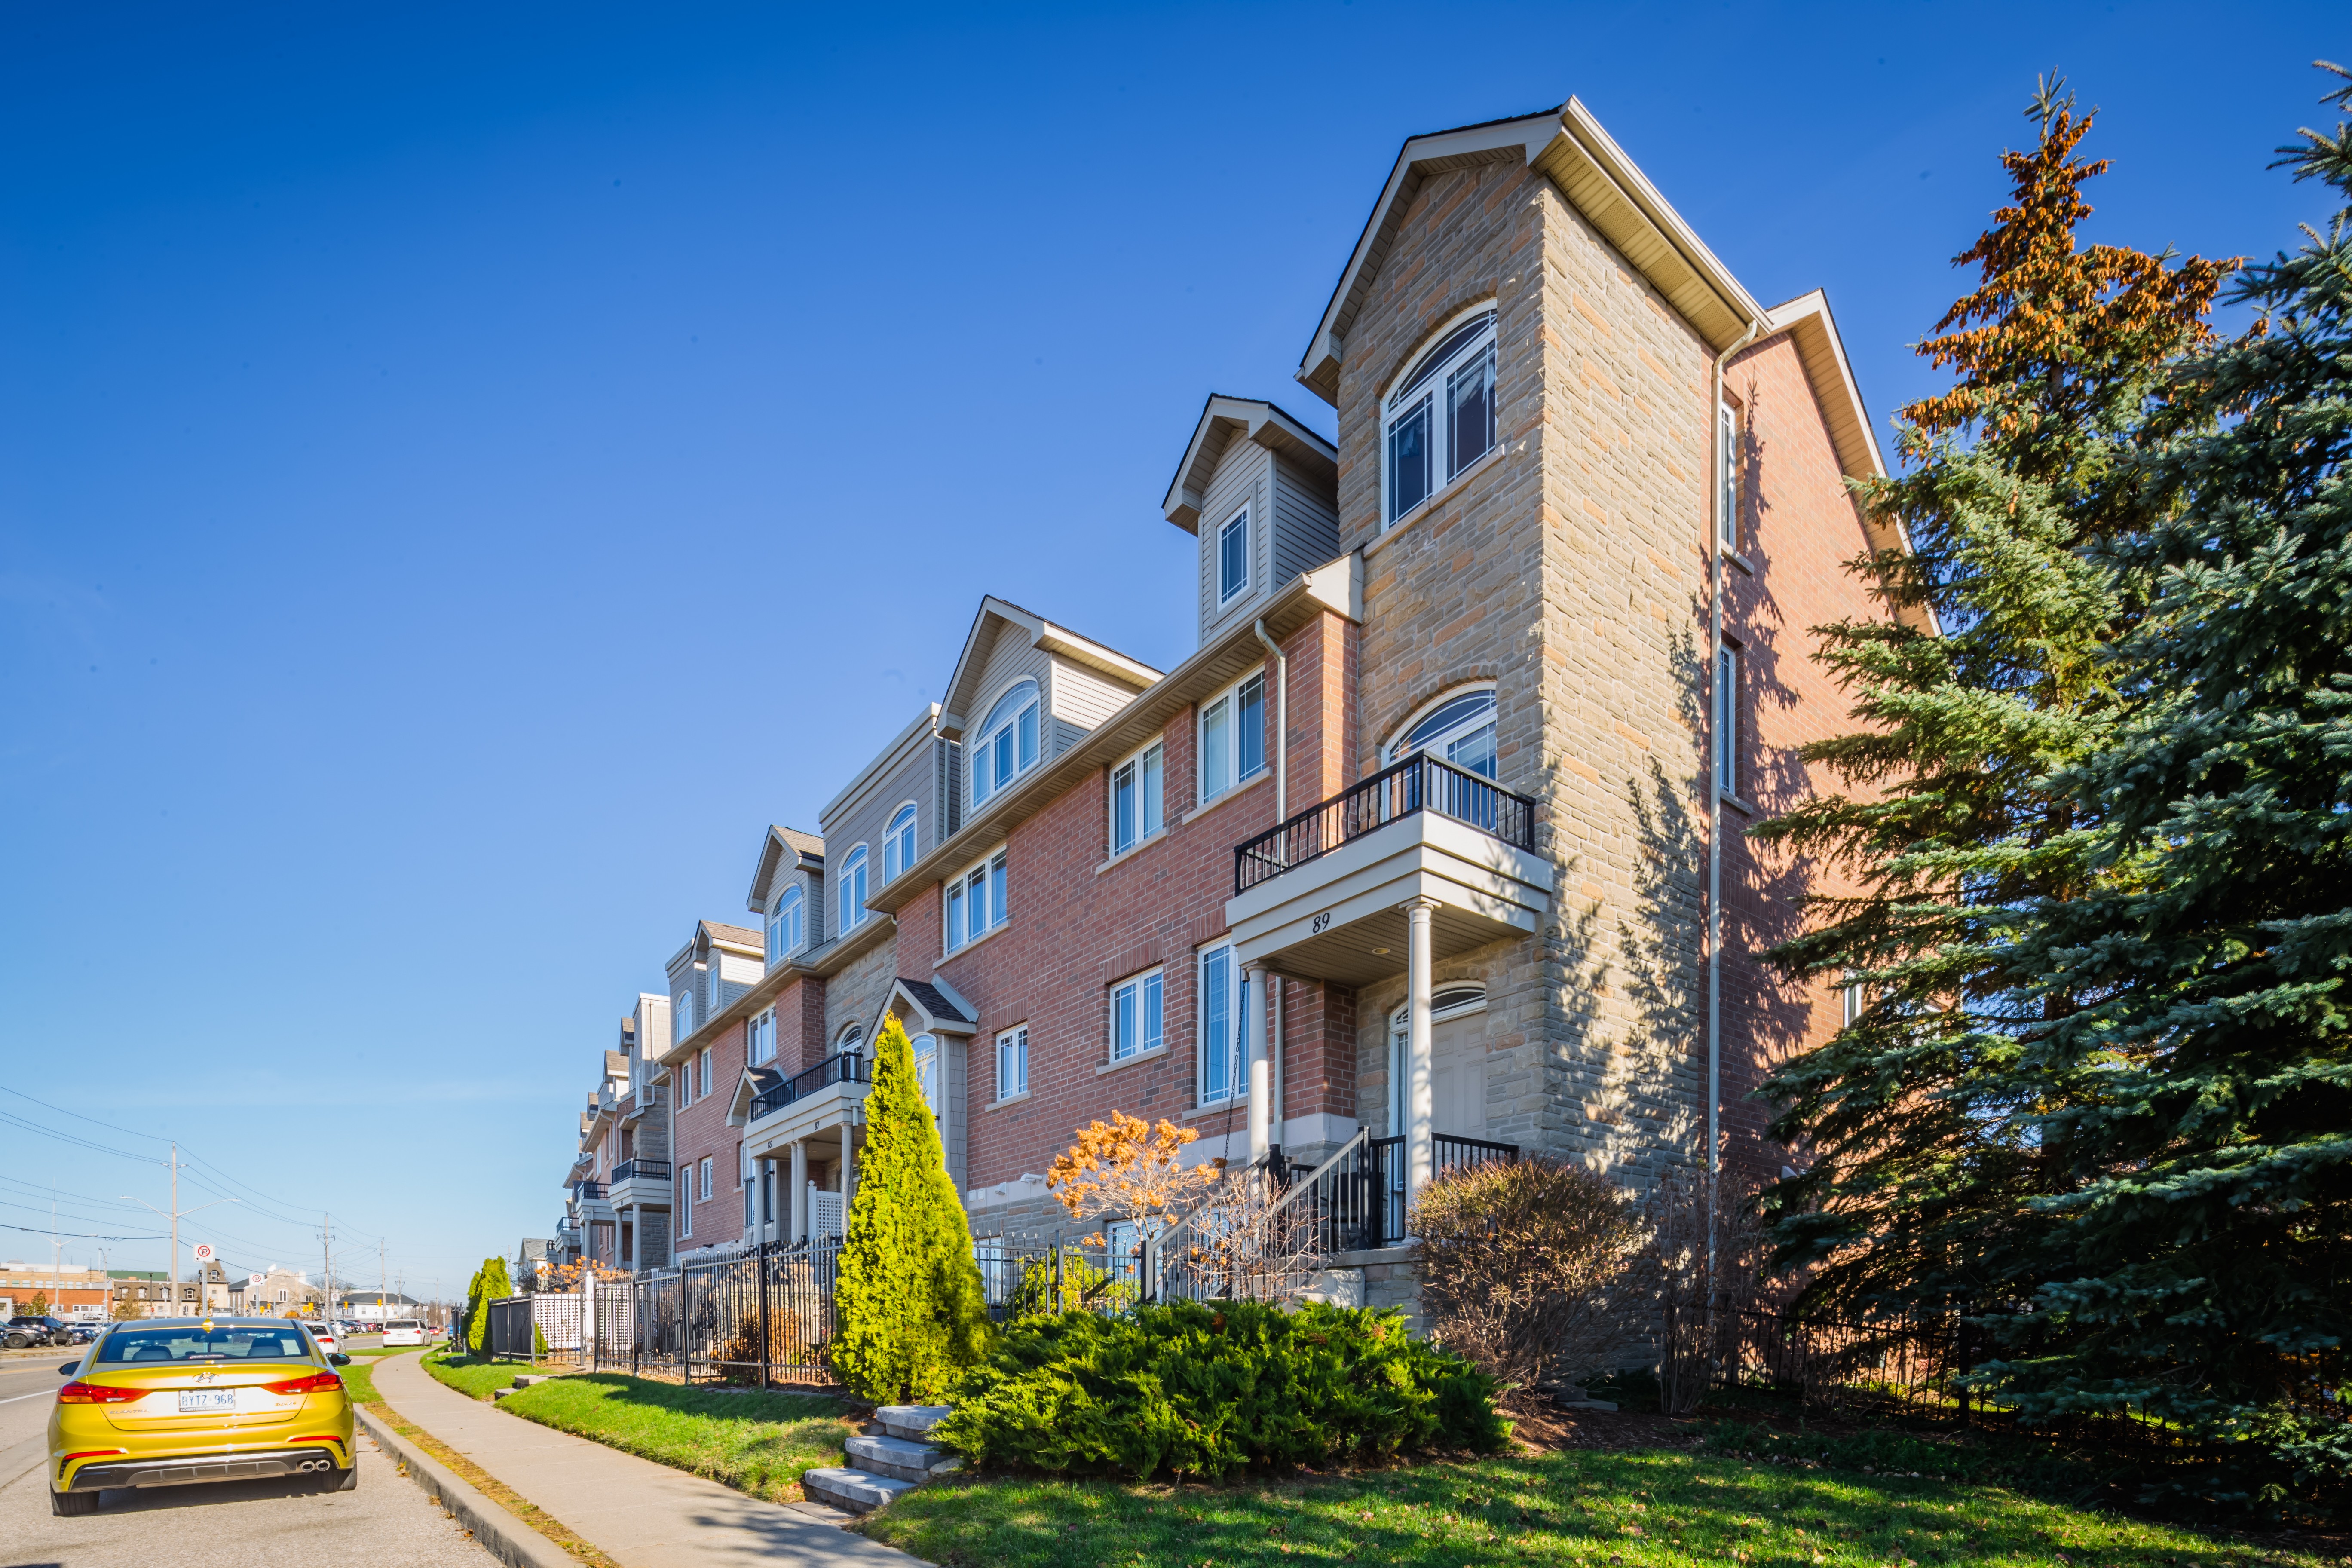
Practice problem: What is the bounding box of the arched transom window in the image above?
[883,803,919,883]
[971,679,1041,807]
[1385,686,1498,779]
[766,886,805,969]
[1384,307,1498,527]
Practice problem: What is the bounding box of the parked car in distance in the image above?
[4,1316,69,1349]
[379,1320,427,1348]
[47,1317,355,1516]
[300,1322,339,1355]
[65,1324,99,1344]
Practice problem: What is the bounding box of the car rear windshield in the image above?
[386,1321,423,1330]
[94,1326,318,1364]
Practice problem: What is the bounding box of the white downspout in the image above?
[1254,618,1290,1158]
[1707,315,1765,1286]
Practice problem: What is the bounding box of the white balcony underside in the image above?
[1225,810,1553,986]
[608,1177,670,1210]
[743,1081,867,1161]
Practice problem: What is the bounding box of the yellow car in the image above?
[47,1316,356,1516]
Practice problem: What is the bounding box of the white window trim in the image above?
[994,1023,1029,1104]
[766,885,805,970]
[699,1047,713,1101]
[1109,966,1165,1065]
[1108,737,1167,859]
[1716,643,1740,797]
[750,1007,776,1066]
[944,847,1009,953]
[1718,403,1741,551]
[882,802,919,885]
[839,844,870,935]
[1196,943,1245,1107]
[699,1158,714,1203]
[1380,303,1501,532]
[969,678,1043,810]
[1197,669,1268,805]
[1216,505,1250,606]
[1381,682,1500,767]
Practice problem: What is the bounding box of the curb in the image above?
[355,1403,577,1568]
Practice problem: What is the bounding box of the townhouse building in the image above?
[609,92,1903,1302]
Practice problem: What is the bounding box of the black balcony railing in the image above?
[611,1159,671,1185]
[1249,1128,1518,1254]
[573,1180,606,1202]
[750,1052,871,1120]
[1233,752,1538,896]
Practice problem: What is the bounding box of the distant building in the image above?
[1,1262,110,1319]
[227,1267,322,1316]
[339,1290,419,1324]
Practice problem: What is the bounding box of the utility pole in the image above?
[320,1213,333,1323]
[122,1144,233,1311]
[379,1239,387,1325]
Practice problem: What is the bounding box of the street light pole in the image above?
[122,1147,235,1308]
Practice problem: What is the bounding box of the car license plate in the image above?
[178,1389,238,1414]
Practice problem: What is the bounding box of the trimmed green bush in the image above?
[831,1016,992,1403]
[466,1255,511,1354]
[933,1300,1507,1480]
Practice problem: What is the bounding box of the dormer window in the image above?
[839,845,870,935]
[1384,306,1498,527]
[883,803,918,883]
[970,679,1040,808]
[766,886,804,970]
[1218,508,1250,605]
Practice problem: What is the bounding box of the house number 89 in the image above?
[1311,911,1332,934]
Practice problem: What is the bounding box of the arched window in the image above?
[883,803,919,883]
[1385,686,1498,779]
[836,1022,864,1057]
[1384,307,1498,527]
[1387,986,1487,1127]
[838,845,869,935]
[971,680,1041,807]
[765,886,804,969]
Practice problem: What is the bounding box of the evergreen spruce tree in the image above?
[460,1261,485,1354]
[1752,81,2230,1319]
[1982,67,2352,1474]
[830,1016,990,1403]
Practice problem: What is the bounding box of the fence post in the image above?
[757,1240,771,1392]
[683,1264,695,1387]
[583,1269,597,1373]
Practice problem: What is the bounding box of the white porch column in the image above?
[841,1121,858,1213]
[1243,963,1270,1162]
[1405,897,1438,1205]
[788,1140,808,1243]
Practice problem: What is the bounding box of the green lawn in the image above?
[499,1375,855,1503]
[858,1447,2315,1568]
[422,1348,565,1400]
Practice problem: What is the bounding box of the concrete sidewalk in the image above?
[371,1353,916,1568]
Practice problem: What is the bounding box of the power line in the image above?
[0,1219,166,1241]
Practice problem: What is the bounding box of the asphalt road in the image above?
[0,1353,495,1568]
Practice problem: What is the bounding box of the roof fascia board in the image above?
[865,554,1362,916]
[654,915,898,1070]
[1164,397,1340,530]
[937,597,1044,732]
[819,704,943,824]
[1298,112,1561,405]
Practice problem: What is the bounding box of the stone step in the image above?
[873,1403,953,1442]
[847,1433,961,1482]
[801,1465,920,1514]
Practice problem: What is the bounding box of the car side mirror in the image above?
[328,1353,351,1366]
[59,1360,81,1375]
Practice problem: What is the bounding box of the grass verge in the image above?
[423,1348,564,1400]
[499,1374,856,1504]
[858,1446,2323,1568]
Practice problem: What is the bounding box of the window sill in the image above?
[1182,767,1270,827]
[1719,789,1757,818]
[1721,547,1756,577]
[1096,1045,1169,1076]
[1365,447,1505,560]
[1096,829,1170,876]
[937,920,1010,967]
[1184,1093,1251,1121]
[982,1091,1031,1113]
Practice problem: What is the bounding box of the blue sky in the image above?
[2,1,2341,1298]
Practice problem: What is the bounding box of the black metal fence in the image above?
[484,1296,537,1360]
[573,1240,845,1388]
[1662,1300,1967,1412]
[1234,752,1539,894]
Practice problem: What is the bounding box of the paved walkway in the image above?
[372,1353,916,1568]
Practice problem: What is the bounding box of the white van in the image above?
[380,1319,428,1347]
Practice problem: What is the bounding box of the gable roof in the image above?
[747,824,825,913]
[1298,95,1769,404]
[879,975,977,1038]
[938,596,1163,735]
[1161,395,1338,533]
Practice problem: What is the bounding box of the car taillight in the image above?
[261,1371,343,1396]
[57,1381,144,1405]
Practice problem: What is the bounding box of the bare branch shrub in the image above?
[1171,1164,1330,1305]
[1643,1165,1768,1414]
[1411,1158,1644,1412]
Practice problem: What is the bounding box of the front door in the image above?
[1389,990,1488,1137]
